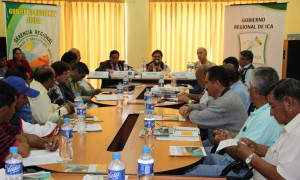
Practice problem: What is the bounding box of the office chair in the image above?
[220,160,253,179]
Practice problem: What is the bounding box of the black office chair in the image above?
[220,160,253,179]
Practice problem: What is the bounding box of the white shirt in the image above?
[253,113,300,180]
[29,79,68,123]
[22,120,57,138]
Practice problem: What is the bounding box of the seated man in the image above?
[0,81,58,167]
[5,76,60,137]
[223,64,251,110]
[29,65,71,123]
[178,65,209,103]
[95,50,130,88]
[48,61,75,108]
[190,47,216,94]
[67,62,101,103]
[146,50,167,72]
[61,51,78,65]
[184,67,282,177]
[237,78,300,179]
[96,50,124,71]
[4,64,37,124]
[179,66,248,146]
[68,48,95,91]
[0,52,7,78]
[194,47,216,69]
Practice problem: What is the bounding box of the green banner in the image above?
[5,2,60,67]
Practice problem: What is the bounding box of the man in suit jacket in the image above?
[96,50,125,88]
[239,50,255,89]
[96,50,124,71]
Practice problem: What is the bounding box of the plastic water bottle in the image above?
[158,73,164,88]
[74,93,82,115]
[144,105,155,151]
[138,146,154,180]
[124,61,128,71]
[108,153,125,180]
[77,100,86,135]
[171,74,177,88]
[123,75,129,93]
[187,62,191,72]
[142,61,147,72]
[117,82,124,109]
[190,62,195,72]
[144,88,152,102]
[61,118,73,161]
[5,146,23,180]
[163,61,168,77]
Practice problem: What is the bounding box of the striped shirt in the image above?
[0,123,22,167]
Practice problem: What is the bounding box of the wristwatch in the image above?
[245,153,256,165]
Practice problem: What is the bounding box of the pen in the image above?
[58,110,61,120]
[157,123,161,127]
[50,128,59,151]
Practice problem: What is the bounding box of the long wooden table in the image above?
[92,85,185,109]
[38,106,202,174]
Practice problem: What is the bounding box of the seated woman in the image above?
[7,48,33,77]
[48,61,75,111]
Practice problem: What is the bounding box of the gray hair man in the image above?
[237,78,300,179]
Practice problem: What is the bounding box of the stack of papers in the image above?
[73,124,102,132]
[23,150,62,166]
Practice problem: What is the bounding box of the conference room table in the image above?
[91,85,185,109]
[38,105,203,175]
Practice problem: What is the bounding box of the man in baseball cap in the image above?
[4,76,39,98]
[4,76,59,139]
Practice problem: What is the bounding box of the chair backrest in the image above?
[220,160,253,179]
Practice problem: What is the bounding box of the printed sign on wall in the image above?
[223,3,287,76]
[5,2,60,68]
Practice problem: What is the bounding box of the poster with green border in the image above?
[5,2,60,67]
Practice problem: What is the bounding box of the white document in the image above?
[69,116,100,122]
[0,169,5,180]
[23,150,62,167]
[156,135,200,141]
[216,139,239,152]
[95,95,118,101]
[73,124,102,132]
